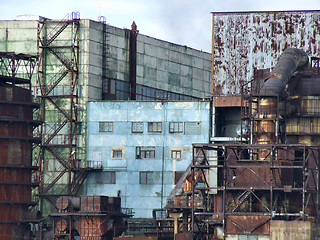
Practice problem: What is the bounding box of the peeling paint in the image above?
[212,11,320,95]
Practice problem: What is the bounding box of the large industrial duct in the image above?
[262,48,309,94]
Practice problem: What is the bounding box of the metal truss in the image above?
[34,12,95,213]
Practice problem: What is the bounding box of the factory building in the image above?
[0,14,211,214]
[1,9,320,240]
[84,101,210,218]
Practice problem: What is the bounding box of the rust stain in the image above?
[212,11,320,95]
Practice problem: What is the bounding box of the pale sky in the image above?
[1,0,320,52]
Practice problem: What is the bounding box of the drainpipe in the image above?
[129,21,137,100]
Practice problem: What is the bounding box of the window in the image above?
[139,171,160,185]
[148,122,162,133]
[112,150,123,159]
[97,171,116,184]
[99,122,113,132]
[136,146,155,159]
[132,122,144,133]
[171,150,182,159]
[169,122,183,133]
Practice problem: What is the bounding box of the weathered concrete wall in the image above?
[212,10,320,95]
[86,101,210,217]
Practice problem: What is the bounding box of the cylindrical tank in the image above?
[56,196,80,212]
[0,82,39,239]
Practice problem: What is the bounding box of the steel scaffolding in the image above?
[35,13,96,213]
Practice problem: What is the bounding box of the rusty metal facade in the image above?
[0,52,40,239]
[212,10,320,95]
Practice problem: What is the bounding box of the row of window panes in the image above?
[102,78,199,101]
[110,148,182,160]
[97,171,183,185]
[99,121,199,133]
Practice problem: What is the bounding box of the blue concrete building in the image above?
[85,101,210,218]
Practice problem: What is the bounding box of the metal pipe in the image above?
[262,48,308,94]
[129,21,137,100]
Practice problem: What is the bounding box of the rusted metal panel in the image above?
[226,215,270,234]
[175,232,193,240]
[213,95,242,107]
[75,216,113,237]
[80,196,121,213]
[212,11,320,95]
[0,80,39,238]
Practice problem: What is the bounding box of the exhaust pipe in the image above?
[262,48,308,94]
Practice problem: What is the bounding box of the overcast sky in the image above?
[1,0,320,52]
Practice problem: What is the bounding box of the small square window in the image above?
[132,122,144,133]
[99,122,113,132]
[171,150,182,159]
[148,122,162,133]
[112,150,123,159]
[169,122,183,133]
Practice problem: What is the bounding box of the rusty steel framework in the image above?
[35,13,95,213]
[191,143,320,238]
[158,57,320,239]
[0,52,41,239]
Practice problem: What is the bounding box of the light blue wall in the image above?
[85,101,210,218]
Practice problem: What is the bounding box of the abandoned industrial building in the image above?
[0,9,320,240]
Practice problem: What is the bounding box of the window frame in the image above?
[139,171,154,185]
[112,149,123,159]
[136,146,156,159]
[132,122,144,133]
[170,149,182,159]
[148,122,162,133]
[169,122,184,133]
[99,121,113,132]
